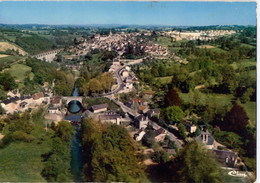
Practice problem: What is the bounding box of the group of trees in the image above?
[77,72,114,96]
[25,57,75,95]
[82,118,147,182]
[15,34,55,55]
[41,121,74,182]
[0,111,35,147]
[0,72,17,99]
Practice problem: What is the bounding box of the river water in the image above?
[69,85,84,181]
[71,126,84,182]
[68,85,82,114]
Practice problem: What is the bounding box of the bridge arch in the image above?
[62,96,83,105]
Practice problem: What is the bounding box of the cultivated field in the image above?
[0,42,27,56]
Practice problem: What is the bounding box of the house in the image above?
[135,114,149,129]
[121,70,129,78]
[99,112,121,124]
[163,148,177,155]
[196,130,215,149]
[146,109,160,119]
[48,107,60,114]
[154,128,166,142]
[213,149,238,168]
[125,82,133,90]
[51,96,62,107]
[134,129,146,141]
[138,105,148,114]
[32,92,44,100]
[183,121,197,133]
[91,103,108,113]
[125,66,131,71]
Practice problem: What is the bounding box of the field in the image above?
[231,58,256,70]
[0,140,50,182]
[0,109,52,182]
[0,55,24,69]
[153,37,173,47]
[196,45,216,49]
[180,93,256,126]
[155,76,173,85]
[6,63,34,81]
[0,42,27,56]
[241,102,256,127]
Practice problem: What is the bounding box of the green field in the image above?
[0,140,50,182]
[6,63,34,81]
[153,37,173,47]
[180,92,256,126]
[241,102,256,127]
[155,76,173,85]
[0,56,23,69]
[231,58,256,70]
[0,109,54,182]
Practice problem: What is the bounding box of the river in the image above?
[69,85,84,181]
[71,126,84,181]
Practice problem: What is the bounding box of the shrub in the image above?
[13,131,35,142]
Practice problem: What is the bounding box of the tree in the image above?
[164,106,185,124]
[0,72,17,91]
[82,119,147,182]
[241,88,254,103]
[55,121,74,143]
[152,151,170,164]
[177,123,187,139]
[158,64,166,77]
[223,104,249,134]
[170,141,223,183]
[164,88,182,107]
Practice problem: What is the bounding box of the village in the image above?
[0,45,244,172]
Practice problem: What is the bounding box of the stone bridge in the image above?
[34,49,61,62]
[62,96,83,104]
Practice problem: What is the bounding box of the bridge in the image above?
[34,49,62,62]
[62,96,83,104]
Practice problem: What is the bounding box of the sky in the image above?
[0,1,256,26]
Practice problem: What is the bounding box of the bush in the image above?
[1,133,13,146]
[13,131,35,142]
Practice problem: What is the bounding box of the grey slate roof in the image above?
[91,103,109,111]
[197,131,215,146]
[99,114,120,121]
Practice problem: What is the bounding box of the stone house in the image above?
[135,114,149,129]
[51,96,62,107]
[91,103,109,113]
[32,92,44,100]
[99,112,121,125]
[48,107,60,114]
[196,130,215,149]
[154,128,166,142]
[146,109,160,119]
[213,149,238,168]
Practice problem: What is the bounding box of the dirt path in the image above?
[0,133,4,140]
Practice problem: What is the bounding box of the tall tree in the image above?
[164,106,185,124]
[164,88,182,107]
[170,141,223,183]
[223,104,249,134]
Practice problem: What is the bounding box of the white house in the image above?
[134,129,146,141]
